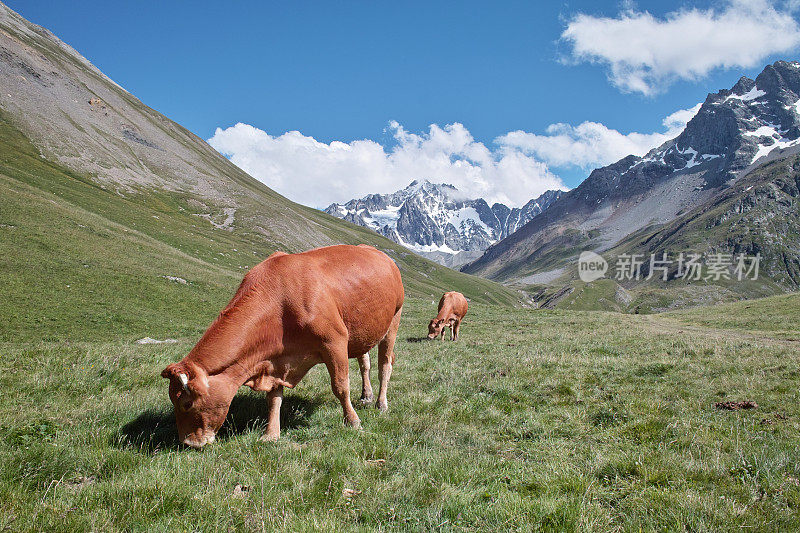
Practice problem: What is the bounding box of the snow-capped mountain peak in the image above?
[324,181,562,263]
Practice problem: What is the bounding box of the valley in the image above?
[1,3,799,531]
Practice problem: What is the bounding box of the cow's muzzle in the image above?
[182,432,216,449]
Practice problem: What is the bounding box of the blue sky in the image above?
[9,1,800,206]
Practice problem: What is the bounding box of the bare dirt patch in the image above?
[714,401,758,411]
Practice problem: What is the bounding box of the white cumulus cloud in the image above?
[208,121,566,208]
[208,104,700,208]
[497,103,701,169]
[562,0,800,95]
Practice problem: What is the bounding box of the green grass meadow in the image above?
[1,296,799,531]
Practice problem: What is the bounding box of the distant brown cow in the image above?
[161,245,404,448]
[428,291,468,341]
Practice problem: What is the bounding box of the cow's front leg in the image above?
[260,385,283,442]
[453,320,460,341]
[325,349,361,429]
[358,353,374,405]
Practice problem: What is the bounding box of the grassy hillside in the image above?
[0,110,523,342]
[1,295,799,530]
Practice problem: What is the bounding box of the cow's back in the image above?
[268,245,404,355]
[453,292,468,318]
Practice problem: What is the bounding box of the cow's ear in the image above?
[161,363,183,379]
[161,363,191,392]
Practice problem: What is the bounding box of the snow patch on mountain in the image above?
[449,207,491,235]
[750,129,800,163]
[726,86,766,102]
[362,205,402,227]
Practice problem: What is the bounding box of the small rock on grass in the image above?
[760,413,787,425]
[136,337,178,344]
[232,484,250,498]
[66,476,96,490]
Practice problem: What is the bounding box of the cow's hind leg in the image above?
[453,320,460,341]
[358,353,374,405]
[323,342,361,429]
[376,307,402,412]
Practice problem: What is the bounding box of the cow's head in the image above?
[161,363,231,448]
[428,318,445,339]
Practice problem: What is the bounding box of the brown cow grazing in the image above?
[161,244,404,448]
[427,291,468,341]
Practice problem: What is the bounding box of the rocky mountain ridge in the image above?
[464,60,800,285]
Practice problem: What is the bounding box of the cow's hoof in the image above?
[259,431,280,443]
[376,400,389,412]
[345,417,362,430]
[359,394,374,405]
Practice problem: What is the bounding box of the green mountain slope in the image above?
[0,2,521,342]
[0,108,520,342]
